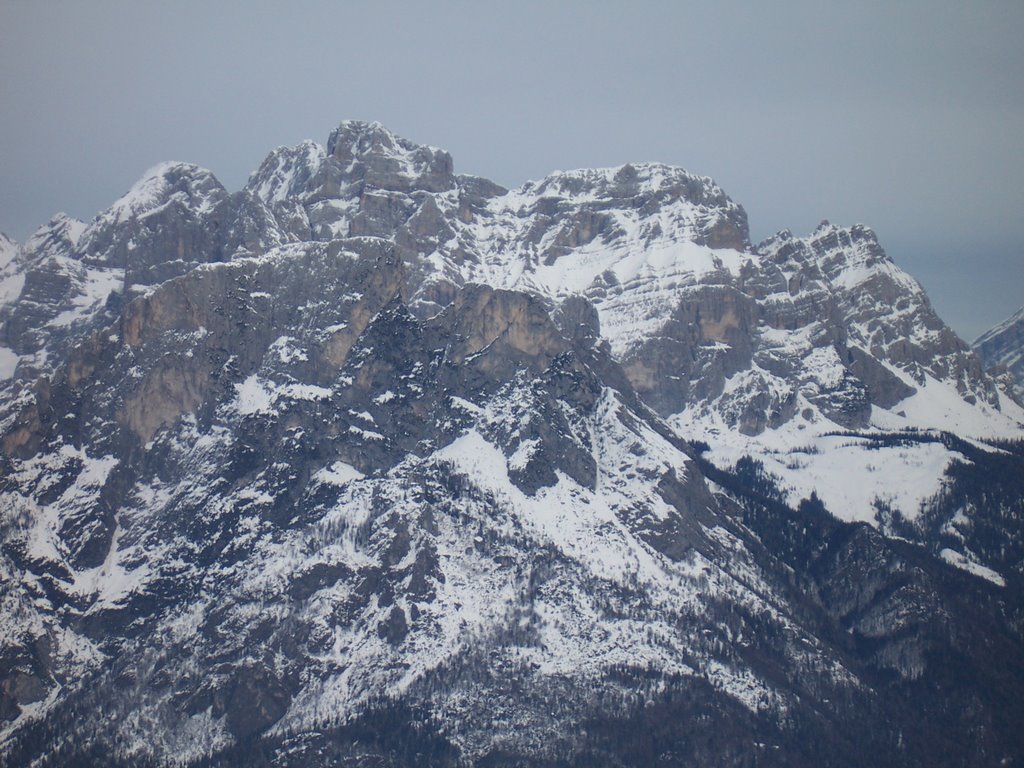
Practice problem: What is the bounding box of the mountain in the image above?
[974,306,1024,401]
[1,121,1023,766]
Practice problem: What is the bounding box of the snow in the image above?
[527,231,743,298]
[973,305,1024,347]
[810,222,922,295]
[0,233,23,306]
[232,375,332,415]
[280,383,333,401]
[884,373,1024,438]
[3,125,1021,759]
[21,213,85,262]
[703,660,786,714]
[0,347,18,379]
[75,523,152,610]
[248,140,325,204]
[769,436,957,524]
[312,461,365,487]
[0,269,24,307]
[508,438,540,472]
[800,346,847,390]
[449,396,483,414]
[233,374,275,415]
[434,420,684,590]
[46,266,124,328]
[348,425,384,441]
[452,171,752,359]
[523,163,727,206]
[940,548,1005,587]
[674,408,965,526]
[104,161,220,223]
[62,216,87,245]
[387,400,831,720]
[14,446,120,569]
[330,120,445,182]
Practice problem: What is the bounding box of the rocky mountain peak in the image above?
[532,162,732,208]
[67,162,230,281]
[21,213,86,264]
[245,140,326,205]
[2,120,1024,767]
[805,221,893,282]
[99,161,227,227]
[325,119,400,153]
[324,119,456,194]
[522,162,750,253]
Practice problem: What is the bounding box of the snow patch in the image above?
[0,347,18,379]
[940,548,1005,587]
[234,375,275,415]
[313,462,365,487]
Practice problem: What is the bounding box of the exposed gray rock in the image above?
[325,120,456,194]
[245,140,326,205]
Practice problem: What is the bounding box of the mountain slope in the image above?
[1,121,1023,766]
[975,306,1024,401]
[228,121,1024,579]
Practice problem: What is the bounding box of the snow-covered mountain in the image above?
[975,306,1024,401]
[1,121,1023,766]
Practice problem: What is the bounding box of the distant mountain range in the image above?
[1,121,1023,766]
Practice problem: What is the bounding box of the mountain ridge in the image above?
[1,120,1023,766]
[2,119,1020,574]
[974,305,1024,401]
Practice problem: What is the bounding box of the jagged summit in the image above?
[1,120,1023,767]
[101,161,226,225]
[323,119,455,194]
[325,119,450,162]
[245,140,325,205]
[528,161,732,200]
[2,120,1018,431]
[22,213,85,261]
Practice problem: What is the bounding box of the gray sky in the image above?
[2,0,1022,340]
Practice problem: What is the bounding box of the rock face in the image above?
[975,306,1024,401]
[1,121,1023,767]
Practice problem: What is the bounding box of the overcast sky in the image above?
[2,0,1021,339]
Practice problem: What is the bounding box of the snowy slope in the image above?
[4,122,1019,557]
[4,121,1019,566]
[2,120,1024,765]
[0,242,863,762]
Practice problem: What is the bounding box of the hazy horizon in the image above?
[2,0,1022,340]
